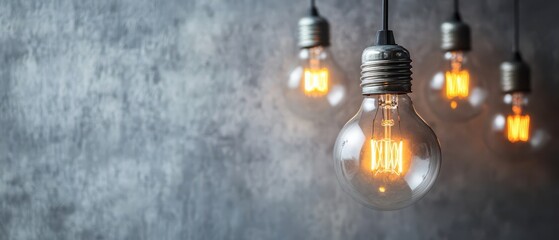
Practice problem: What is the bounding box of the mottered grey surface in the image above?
[0,0,558,239]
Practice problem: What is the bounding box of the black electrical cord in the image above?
[382,0,388,30]
[513,0,519,54]
[452,0,462,21]
[310,0,319,16]
[376,0,395,45]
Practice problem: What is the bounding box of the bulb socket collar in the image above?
[298,15,330,48]
[500,53,531,93]
[360,44,413,95]
[441,15,471,52]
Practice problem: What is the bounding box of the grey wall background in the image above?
[0,0,558,239]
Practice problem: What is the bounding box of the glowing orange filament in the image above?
[303,68,329,97]
[371,95,404,176]
[371,139,403,175]
[444,54,470,111]
[506,106,530,142]
[445,69,470,99]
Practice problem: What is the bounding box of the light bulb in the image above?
[426,51,486,121]
[334,94,441,210]
[333,23,442,210]
[285,47,348,120]
[485,93,550,157]
[426,6,486,122]
[284,5,348,121]
[485,52,550,158]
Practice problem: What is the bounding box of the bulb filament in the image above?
[445,70,469,99]
[371,139,403,175]
[444,53,469,109]
[506,95,530,142]
[303,68,329,97]
[507,114,530,142]
[371,95,404,176]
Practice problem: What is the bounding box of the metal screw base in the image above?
[501,54,530,93]
[360,44,413,95]
[298,15,330,48]
[441,19,471,52]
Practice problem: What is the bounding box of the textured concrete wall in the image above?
[0,0,558,239]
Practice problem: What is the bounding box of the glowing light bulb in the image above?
[285,4,348,121]
[286,46,348,121]
[485,92,549,157]
[426,51,486,121]
[334,0,441,210]
[334,94,441,210]
[484,7,551,158]
[426,1,486,122]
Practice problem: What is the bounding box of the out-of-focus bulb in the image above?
[334,34,441,210]
[426,51,486,121]
[485,0,551,158]
[485,58,550,157]
[485,92,549,157]
[285,10,348,121]
[427,5,486,122]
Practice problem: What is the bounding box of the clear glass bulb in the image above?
[485,92,550,158]
[333,94,441,210]
[285,46,348,121]
[426,51,486,121]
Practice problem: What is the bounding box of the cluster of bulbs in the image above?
[284,0,550,211]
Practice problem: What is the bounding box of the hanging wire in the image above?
[382,0,388,30]
[452,0,462,21]
[310,0,318,16]
[513,0,519,53]
[376,0,395,45]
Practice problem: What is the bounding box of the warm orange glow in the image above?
[450,100,457,109]
[370,95,406,177]
[506,106,530,143]
[371,139,403,175]
[303,68,329,97]
[378,186,386,193]
[445,69,470,99]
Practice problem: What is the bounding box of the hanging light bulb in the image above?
[285,0,349,121]
[425,0,486,121]
[333,0,441,210]
[485,0,550,156]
